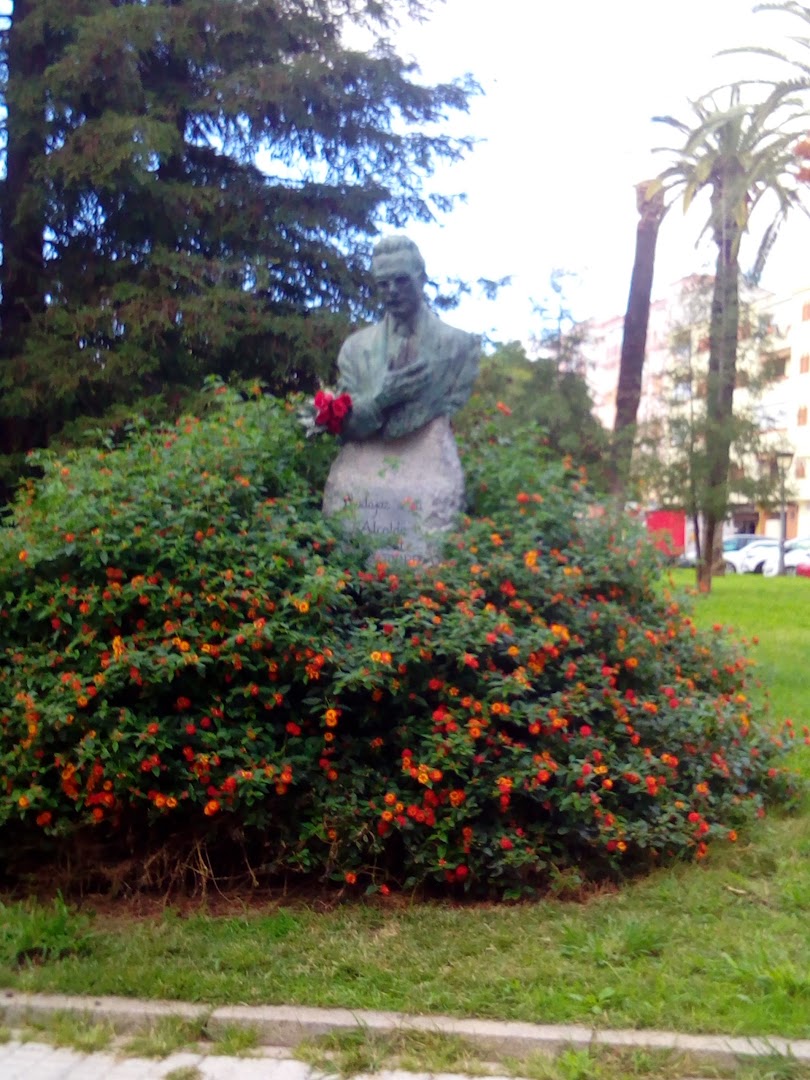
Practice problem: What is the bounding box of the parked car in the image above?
[761,537,810,577]
[722,534,760,553]
[724,538,778,574]
[738,538,780,574]
[676,546,698,568]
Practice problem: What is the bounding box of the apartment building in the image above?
[584,278,810,538]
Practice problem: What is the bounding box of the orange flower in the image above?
[345,871,357,885]
[490,533,504,546]
[496,401,512,416]
[204,799,220,816]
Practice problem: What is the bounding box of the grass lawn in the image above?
[1,572,809,1040]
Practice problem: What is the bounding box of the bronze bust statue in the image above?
[336,237,480,441]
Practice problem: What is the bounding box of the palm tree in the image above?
[655,86,805,591]
[611,179,668,497]
[721,2,810,94]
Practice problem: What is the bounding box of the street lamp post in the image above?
[775,450,794,576]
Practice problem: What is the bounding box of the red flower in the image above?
[500,836,514,850]
[314,390,353,435]
[330,393,352,421]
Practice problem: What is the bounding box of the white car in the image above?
[738,538,781,574]
[761,538,810,577]
[725,537,777,574]
[718,533,759,572]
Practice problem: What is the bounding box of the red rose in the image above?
[330,393,352,420]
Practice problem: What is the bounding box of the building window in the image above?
[799,406,808,426]
[764,349,789,379]
[802,354,810,374]
[803,302,810,321]
[797,458,807,479]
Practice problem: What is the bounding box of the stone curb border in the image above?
[2,991,809,1070]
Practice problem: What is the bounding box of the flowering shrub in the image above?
[0,387,800,895]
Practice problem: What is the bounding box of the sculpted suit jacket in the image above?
[336,307,480,441]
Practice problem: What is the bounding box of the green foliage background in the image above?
[0,0,475,494]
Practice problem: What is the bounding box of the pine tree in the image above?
[0,0,475,490]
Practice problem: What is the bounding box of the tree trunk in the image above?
[0,0,48,356]
[697,186,740,593]
[610,181,667,497]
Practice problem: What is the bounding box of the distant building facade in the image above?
[583,278,810,539]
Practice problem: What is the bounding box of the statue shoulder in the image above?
[340,321,381,350]
[426,310,480,357]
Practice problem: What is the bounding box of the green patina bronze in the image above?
[337,237,481,441]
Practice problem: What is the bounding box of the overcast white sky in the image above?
[386,0,810,344]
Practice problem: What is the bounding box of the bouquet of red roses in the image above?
[298,388,353,437]
[313,390,352,434]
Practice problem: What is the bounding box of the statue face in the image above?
[372,252,424,323]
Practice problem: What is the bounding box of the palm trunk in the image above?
[610,181,667,497]
[697,186,740,593]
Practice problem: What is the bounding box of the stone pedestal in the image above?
[322,416,464,561]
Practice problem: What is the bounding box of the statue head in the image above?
[371,236,427,327]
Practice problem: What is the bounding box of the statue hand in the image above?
[378,360,430,408]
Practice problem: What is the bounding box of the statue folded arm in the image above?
[337,332,431,441]
[335,337,385,440]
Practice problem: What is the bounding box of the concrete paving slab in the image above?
[2,990,809,1072]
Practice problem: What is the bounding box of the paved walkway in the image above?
[0,1040,526,1080]
[2,991,809,1079]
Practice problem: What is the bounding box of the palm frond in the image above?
[652,114,693,134]
[753,1,810,26]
